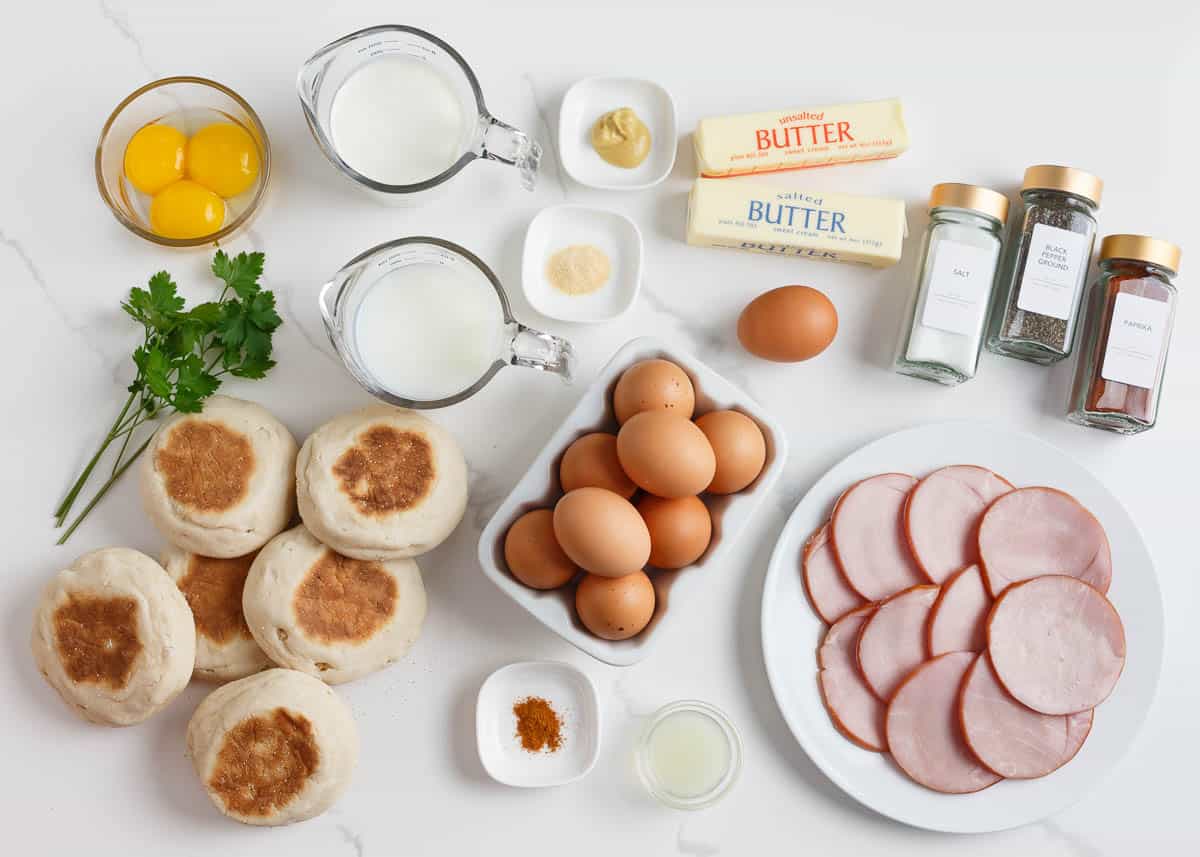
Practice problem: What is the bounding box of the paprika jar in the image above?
[986,165,1102,364]
[1068,235,1181,435]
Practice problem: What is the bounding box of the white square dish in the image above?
[558,77,677,190]
[476,661,600,787]
[476,337,789,666]
[521,204,643,323]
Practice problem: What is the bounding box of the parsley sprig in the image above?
[53,250,280,544]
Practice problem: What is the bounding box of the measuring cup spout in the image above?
[508,323,575,383]
[479,115,542,191]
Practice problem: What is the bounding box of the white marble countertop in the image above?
[4,1,1198,854]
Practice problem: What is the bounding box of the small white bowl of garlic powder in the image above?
[521,204,643,324]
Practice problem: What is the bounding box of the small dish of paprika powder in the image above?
[477,661,600,787]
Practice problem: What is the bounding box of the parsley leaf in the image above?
[246,290,281,331]
[212,250,266,300]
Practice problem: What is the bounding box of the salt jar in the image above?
[894,183,1009,385]
[1067,235,1181,435]
[986,165,1102,364]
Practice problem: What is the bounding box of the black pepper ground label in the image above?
[995,198,1094,355]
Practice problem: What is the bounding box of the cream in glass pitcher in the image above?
[319,238,575,409]
[298,26,541,204]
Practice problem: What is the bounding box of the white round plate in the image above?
[760,421,1163,834]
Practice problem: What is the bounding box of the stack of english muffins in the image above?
[30,397,468,826]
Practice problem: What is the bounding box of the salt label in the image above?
[1100,292,1170,389]
[1015,223,1089,320]
[919,239,998,337]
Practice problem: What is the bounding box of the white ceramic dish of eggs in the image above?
[477,336,788,666]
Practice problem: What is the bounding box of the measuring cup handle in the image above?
[479,114,542,191]
[508,323,575,383]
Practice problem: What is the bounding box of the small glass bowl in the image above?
[95,76,271,248]
[635,700,742,810]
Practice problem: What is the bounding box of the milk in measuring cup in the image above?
[354,263,504,402]
[330,56,466,185]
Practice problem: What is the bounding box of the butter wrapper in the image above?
[686,177,907,268]
[694,98,909,178]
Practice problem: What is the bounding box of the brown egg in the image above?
[694,410,767,494]
[638,495,712,569]
[617,411,716,498]
[613,359,696,424]
[559,432,636,498]
[575,570,656,640]
[553,487,651,578]
[504,509,578,590]
[737,285,838,362]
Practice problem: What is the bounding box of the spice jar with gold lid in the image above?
[1068,235,1181,435]
[894,183,1010,385]
[987,165,1103,364]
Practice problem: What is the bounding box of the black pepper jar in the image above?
[986,165,1103,364]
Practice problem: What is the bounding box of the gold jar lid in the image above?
[1021,165,1103,206]
[929,183,1009,223]
[1099,234,1182,273]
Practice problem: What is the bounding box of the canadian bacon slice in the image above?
[926,564,992,657]
[977,486,1112,598]
[830,473,925,601]
[817,605,886,752]
[856,584,939,700]
[959,653,1094,779]
[904,465,1013,584]
[987,575,1126,715]
[801,521,865,624]
[885,652,1003,794]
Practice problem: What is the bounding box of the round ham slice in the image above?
[831,473,926,601]
[886,651,1003,794]
[818,606,886,752]
[857,585,940,700]
[987,575,1126,715]
[802,521,865,624]
[959,653,1094,779]
[977,487,1112,598]
[926,564,992,657]
[905,465,1013,583]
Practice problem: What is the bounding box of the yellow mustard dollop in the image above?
[590,107,651,169]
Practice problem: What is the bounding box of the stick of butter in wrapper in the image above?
[686,177,907,268]
[694,98,909,178]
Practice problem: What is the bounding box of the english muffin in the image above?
[186,668,358,826]
[161,545,273,682]
[242,525,427,684]
[296,405,467,560]
[31,547,195,726]
[141,395,298,558]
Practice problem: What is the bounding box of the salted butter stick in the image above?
[686,178,907,268]
[694,98,909,178]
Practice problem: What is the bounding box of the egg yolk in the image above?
[186,122,260,198]
[123,124,187,195]
[150,180,225,239]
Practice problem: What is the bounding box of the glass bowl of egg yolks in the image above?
[96,77,270,247]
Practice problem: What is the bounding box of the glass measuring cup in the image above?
[298,25,541,204]
[319,237,575,408]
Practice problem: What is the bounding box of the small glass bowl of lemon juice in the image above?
[636,700,742,810]
[96,77,270,247]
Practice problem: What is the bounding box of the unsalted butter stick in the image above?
[694,98,909,178]
[686,178,907,268]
